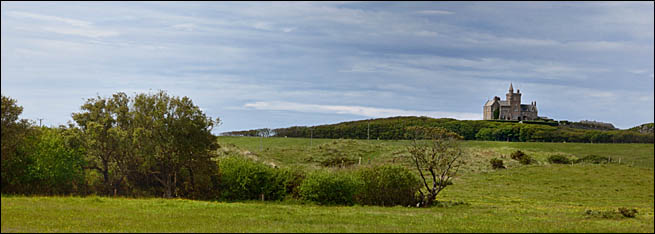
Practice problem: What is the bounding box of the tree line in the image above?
[2,92,220,199]
[266,116,653,143]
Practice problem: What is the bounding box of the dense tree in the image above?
[72,93,132,195]
[131,91,220,198]
[73,91,220,198]
[1,95,34,192]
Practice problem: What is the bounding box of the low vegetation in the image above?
[2,163,652,232]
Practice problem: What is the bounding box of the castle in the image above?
[483,83,538,121]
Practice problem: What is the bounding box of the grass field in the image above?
[217,136,654,172]
[2,137,653,232]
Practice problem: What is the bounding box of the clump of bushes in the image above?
[618,207,638,218]
[217,156,286,201]
[585,207,638,219]
[307,139,376,168]
[298,170,361,205]
[355,165,421,206]
[575,155,610,164]
[547,154,572,164]
[320,156,358,168]
[510,150,533,165]
[278,166,307,198]
[489,158,506,169]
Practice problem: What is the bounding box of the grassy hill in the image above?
[217,136,655,171]
[223,116,654,144]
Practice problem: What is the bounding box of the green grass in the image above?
[2,164,652,232]
[2,137,653,232]
[217,136,654,171]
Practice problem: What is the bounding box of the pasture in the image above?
[2,137,653,232]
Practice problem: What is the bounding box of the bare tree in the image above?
[406,126,463,207]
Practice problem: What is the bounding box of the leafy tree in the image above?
[72,93,132,195]
[18,127,86,194]
[131,91,220,198]
[1,94,34,192]
[73,91,220,198]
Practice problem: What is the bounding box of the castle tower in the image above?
[506,83,522,120]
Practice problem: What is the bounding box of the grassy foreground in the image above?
[2,164,653,232]
[2,137,653,232]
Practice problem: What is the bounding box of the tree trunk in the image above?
[164,173,172,198]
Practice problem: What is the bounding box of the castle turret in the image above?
[506,83,521,120]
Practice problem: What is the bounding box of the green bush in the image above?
[278,166,307,198]
[585,208,638,219]
[5,127,86,195]
[320,156,358,168]
[510,150,533,165]
[618,207,638,218]
[299,170,361,205]
[575,155,610,164]
[547,154,572,164]
[489,158,506,169]
[355,165,420,206]
[217,156,286,201]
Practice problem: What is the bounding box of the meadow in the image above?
[2,137,653,232]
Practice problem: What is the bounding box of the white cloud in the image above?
[8,11,91,27]
[42,26,119,38]
[417,10,454,15]
[172,23,197,31]
[7,11,119,38]
[244,101,481,120]
[415,30,438,37]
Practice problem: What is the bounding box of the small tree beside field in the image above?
[406,126,464,207]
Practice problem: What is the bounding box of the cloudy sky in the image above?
[1,1,653,132]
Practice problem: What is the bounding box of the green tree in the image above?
[1,94,34,192]
[72,93,132,195]
[18,127,86,194]
[132,91,220,198]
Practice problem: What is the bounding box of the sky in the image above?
[1,1,653,133]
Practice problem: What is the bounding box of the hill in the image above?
[629,123,654,134]
[223,116,654,143]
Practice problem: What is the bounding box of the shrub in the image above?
[7,127,86,195]
[489,158,506,169]
[618,207,638,218]
[278,166,307,199]
[320,156,358,168]
[575,155,610,164]
[510,150,533,165]
[355,165,421,206]
[217,156,286,201]
[585,208,638,219]
[547,154,572,164]
[510,150,525,160]
[299,170,361,205]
